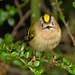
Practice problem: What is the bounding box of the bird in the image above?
[25,14,61,52]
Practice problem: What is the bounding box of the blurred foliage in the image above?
[0,4,17,26]
[73,1,75,8]
[0,0,75,75]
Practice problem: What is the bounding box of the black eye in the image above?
[52,22,54,25]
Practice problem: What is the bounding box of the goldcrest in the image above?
[25,14,61,52]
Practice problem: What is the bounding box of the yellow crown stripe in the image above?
[44,14,50,22]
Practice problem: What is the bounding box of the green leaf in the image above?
[20,43,25,51]
[48,54,52,60]
[6,56,11,60]
[14,56,20,59]
[63,58,68,63]
[4,33,13,42]
[0,11,8,22]
[61,65,66,68]
[51,2,56,6]
[35,71,40,75]
[6,5,18,16]
[10,42,14,48]
[36,52,42,58]
[1,43,9,51]
[57,60,62,65]
[36,52,40,57]
[9,6,17,16]
[24,52,30,58]
[66,66,70,70]
[39,69,43,73]
[25,60,28,63]
[15,41,21,46]
[69,69,74,74]
[73,1,75,8]
[10,52,17,57]
[71,65,75,70]
[19,51,24,57]
[39,53,42,58]
[28,46,32,54]
[34,61,40,67]
[28,46,32,51]
[8,18,15,26]
[0,11,8,26]
[33,69,36,72]
[58,1,63,5]
[54,55,58,59]
[1,52,5,59]
[59,14,65,20]
[51,2,57,9]
[8,10,15,16]
[5,4,11,11]
[28,60,32,66]
[39,58,45,62]
[72,65,75,73]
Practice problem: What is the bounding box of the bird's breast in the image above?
[29,29,61,51]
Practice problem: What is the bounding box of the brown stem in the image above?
[20,58,33,72]
[11,10,31,37]
[5,53,33,72]
[14,0,23,18]
[55,0,75,46]
[21,0,29,8]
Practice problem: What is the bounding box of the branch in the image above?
[45,58,69,72]
[3,52,75,74]
[55,0,75,46]
[5,53,33,72]
[21,0,29,8]
[20,58,33,72]
[11,10,31,37]
[14,0,23,19]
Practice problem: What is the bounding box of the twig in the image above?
[4,53,73,74]
[12,27,28,41]
[45,58,69,72]
[56,0,75,46]
[20,58,33,72]
[21,0,29,8]
[14,0,23,19]
[11,10,31,37]
[4,53,33,72]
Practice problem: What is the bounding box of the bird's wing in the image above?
[24,26,35,41]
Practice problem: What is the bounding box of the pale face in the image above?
[39,15,59,32]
